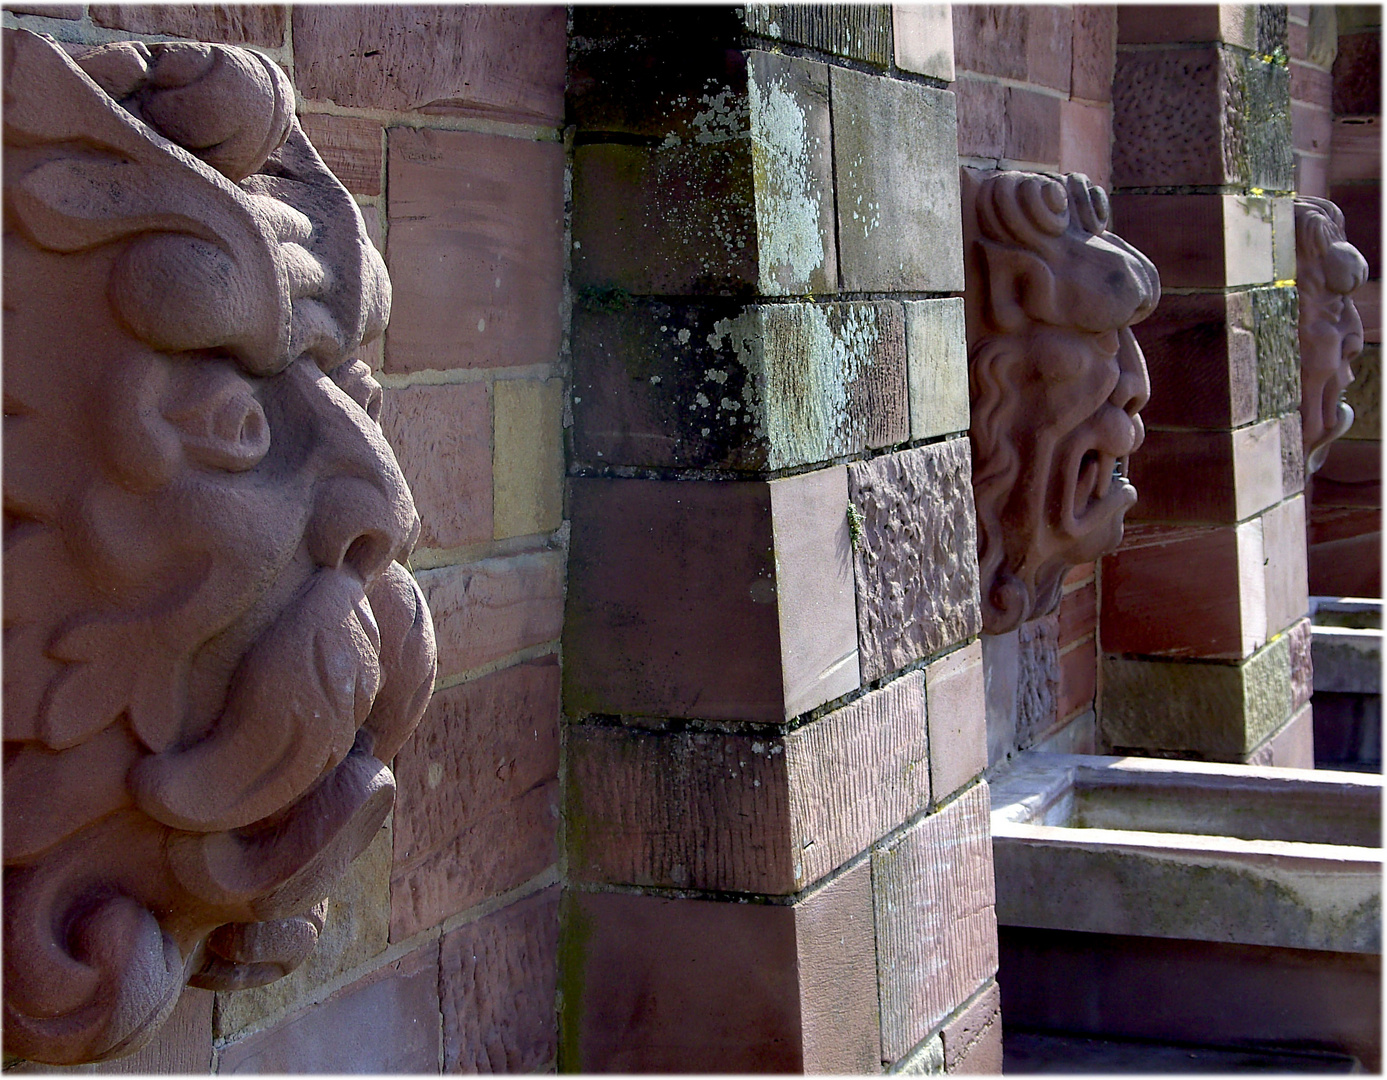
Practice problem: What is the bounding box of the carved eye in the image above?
[163,360,270,472]
[329,359,384,424]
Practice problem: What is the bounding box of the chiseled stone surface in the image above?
[390,659,560,940]
[386,127,564,374]
[743,3,891,65]
[90,4,286,45]
[417,551,565,679]
[941,982,1004,1074]
[297,112,382,197]
[13,988,215,1074]
[849,440,982,683]
[924,643,987,801]
[890,1033,945,1075]
[905,298,970,441]
[873,783,998,1062]
[1071,5,1117,103]
[439,887,559,1073]
[1288,616,1314,710]
[1244,700,1314,768]
[1252,286,1301,422]
[894,5,955,81]
[796,861,882,1073]
[292,5,565,122]
[216,943,441,1073]
[1015,614,1061,749]
[831,66,964,292]
[493,377,564,540]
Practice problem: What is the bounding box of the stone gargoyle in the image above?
[963,170,1160,635]
[3,29,436,1064]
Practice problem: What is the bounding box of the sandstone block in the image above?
[90,4,286,45]
[744,4,892,65]
[566,672,927,893]
[1099,634,1294,759]
[850,441,982,683]
[571,299,907,471]
[216,942,441,1073]
[1004,85,1062,166]
[1133,292,1257,430]
[1059,639,1098,721]
[390,659,560,939]
[954,77,1005,159]
[493,378,564,540]
[1294,148,1329,198]
[1293,101,1333,156]
[1058,582,1097,649]
[1330,116,1381,183]
[386,128,564,374]
[1117,5,1252,48]
[1072,6,1117,103]
[1059,99,1112,190]
[1292,59,1335,110]
[1252,286,1300,421]
[1111,194,1274,289]
[1289,616,1314,711]
[981,629,1020,767]
[1025,6,1073,93]
[952,5,1027,80]
[439,887,559,1073]
[1345,343,1380,439]
[380,382,492,551]
[1016,613,1061,745]
[4,5,82,18]
[1128,419,1282,524]
[564,470,858,723]
[894,5,955,81]
[1100,520,1268,660]
[297,113,381,197]
[1243,700,1314,767]
[41,987,213,1074]
[873,784,998,1061]
[1332,29,1381,116]
[941,982,1003,1075]
[925,643,987,801]
[1261,496,1309,638]
[832,66,964,291]
[292,5,565,123]
[904,298,969,440]
[1328,183,1380,278]
[1113,47,1227,188]
[891,1034,945,1074]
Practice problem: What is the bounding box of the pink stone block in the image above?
[941,982,1004,1074]
[90,4,286,45]
[386,128,564,374]
[1072,6,1117,103]
[1026,6,1073,94]
[954,76,1005,159]
[1059,99,1112,189]
[925,642,988,801]
[298,112,382,197]
[1004,86,1062,166]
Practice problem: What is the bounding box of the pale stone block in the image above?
[1224,195,1276,288]
[1232,417,1283,520]
[981,629,1019,768]
[924,642,987,800]
[493,378,564,540]
[1030,709,1097,755]
[1311,626,1382,694]
[941,982,1003,1074]
[1261,496,1310,637]
[1272,195,1297,280]
[1235,516,1269,656]
[904,298,969,440]
[890,1034,945,1074]
[894,5,955,81]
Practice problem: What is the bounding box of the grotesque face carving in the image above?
[3,31,436,1064]
[1295,196,1369,474]
[963,171,1160,635]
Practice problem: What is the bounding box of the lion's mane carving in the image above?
[963,171,1160,635]
[3,30,436,1064]
[1295,195,1369,474]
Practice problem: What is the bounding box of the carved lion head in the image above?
[3,31,436,1063]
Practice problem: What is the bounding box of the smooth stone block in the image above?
[297,112,382,196]
[1111,194,1275,289]
[1261,496,1310,638]
[894,5,955,81]
[493,377,564,539]
[925,642,988,801]
[1127,418,1283,525]
[1133,291,1257,430]
[905,298,970,440]
[90,4,286,45]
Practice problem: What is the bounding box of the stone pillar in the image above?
[561,7,1000,1072]
[1103,4,1313,765]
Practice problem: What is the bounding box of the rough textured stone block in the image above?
[744,4,892,65]
[892,1034,945,1074]
[571,300,907,471]
[1289,616,1314,711]
[832,66,964,291]
[562,890,803,1072]
[1281,411,1306,498]
[1099,634,1294,759]
[952,5,1025,80]
[1072,5,1117,103]
[1261,496,1309,638]
[941,982,1003,1075]
[293,5,566,122]
[1016,614,1061,744]
[391,659,560,939]
[493,378,564,540]
[1004,85,1062,165]
[1251,286,1301,421]
[1132,292,1257,430]
[1059,99,1112,189]
[90,4,286,45]
[214,824,392,1037]
[894,4,955,81]
[567,673,927,893]
[381,382,492,550]
[850,441,982,683]
[796,861,883,1073]
[905,298,970,440]
[439,887,559,1073]
[216,942,441,1073]
[1101,521,1267,660]
[298,113,382,197]
[1111,194,1274,289]
[1128,419,1282,524]
[418,551,564,679]
[1244,700,1314,767]
[3,4,83,18]
[386,128,564,374]
[1113,47,1226,188]
[873,783,998,1061]
[954,77,1005,159]
[564,470,859,722]
[925,643,987,801]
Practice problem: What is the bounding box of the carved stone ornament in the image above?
[962,170,1160,635]
[3,30,437,1064]
[1295,195,1369,474]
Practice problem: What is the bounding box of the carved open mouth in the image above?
[1062,438,1138,539]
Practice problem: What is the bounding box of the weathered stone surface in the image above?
[292,5,566,122]
[1111,194,1274,289]
[796,860,882,1073]
[417,551,564,679]
[90,4,286,45]
[925,642,987,801]
[905,298,970,440]
[493,377,564,540]
[1293,100,1333,158]
[744,4,891,65]
[3,4,83,18]
[297,112,381,197]
[1025,6,1074,93]
[17,989,215,1074]
[214,823,392,1037]
[1241,54,1294,193]
[953,5,1073,88]
[1262,496,1309,638]
[439,887,559,1073]
[390,659,560,939]
[954,76,1005,159]
[1133,292,1257,430]
[1099,635,1294,759]
[849,441,982,683]
[1016,613,1060,746]
[1116,5,1252,47]
[386,128,564,374]
[1127,419,1283,525]
[941,982,1003,1075]
[894,4,954,81]
[873,783,998,1061]
[1071,5,1117,103]
[832,66,964,291]
[981,629,1021,767]
[1004,85,1062,165]
[567,673,927,893]
[1244,699,1314,767]
[1059,638,1099,721]
[891,1033,945,1075]
[1058,582,1097,649]
[1345,344,1381,440]
[1252,286,1301,421]
[563,890,803,1072]
[216,943,441,1073]
[381,382,492,550]
[1311,625,1382,695]
[1280,411,1305,497]
[1330,116,1382,183]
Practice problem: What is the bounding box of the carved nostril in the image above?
[305,478,412,584]
[342,532,393,582]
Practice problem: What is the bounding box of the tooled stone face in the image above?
[3,31,436,1064]
[1295,196,1369,474]
[963,170,1160,635]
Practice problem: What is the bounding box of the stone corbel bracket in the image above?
[961,169,1161,635]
